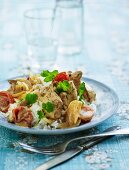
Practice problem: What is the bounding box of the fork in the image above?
[34,126,120,170]
[18,125,129,155]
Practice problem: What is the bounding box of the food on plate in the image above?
[0,70,96,129]
[67,100,82,126]
[0,91,14,113]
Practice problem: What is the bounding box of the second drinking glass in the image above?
[56,0,84,56]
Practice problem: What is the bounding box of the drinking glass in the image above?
[24,8,58,71]
[56,0,84,55]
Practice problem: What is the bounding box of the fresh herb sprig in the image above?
[55,80,70,93]
[78,82,85,101]
[42,102,55,113]
[25,93,38,105]
[41,70,58,82]
[37,110,44,120]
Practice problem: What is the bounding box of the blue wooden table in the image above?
[0,0,129,170]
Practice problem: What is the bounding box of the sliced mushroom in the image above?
[67,100,82,126]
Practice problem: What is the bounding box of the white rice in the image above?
[30,102,42,124]
[51,120,59,129]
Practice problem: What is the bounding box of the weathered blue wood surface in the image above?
[0,0,129,170]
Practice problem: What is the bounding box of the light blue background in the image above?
[0,0,129,170]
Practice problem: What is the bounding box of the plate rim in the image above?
[0,77,119,135]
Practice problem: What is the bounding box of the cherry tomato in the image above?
[0,91,14,113]
[54,72,69,82]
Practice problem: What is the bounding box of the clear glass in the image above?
[24,8,58,71]
[56,0,84,55]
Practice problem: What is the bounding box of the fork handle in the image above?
[70,128,129,142]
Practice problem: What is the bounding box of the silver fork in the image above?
[18,125,127,155]
[34,126,120,170]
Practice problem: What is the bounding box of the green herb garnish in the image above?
[25,93,38,105]
[37,110,44,120]
[41,70,58,82]
[56,80,70,93]
[42,102,55,113]
[78,82,85,101]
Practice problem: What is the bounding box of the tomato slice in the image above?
[0,91,14,113]
[0,91,14,103]
[54,72,69,82]
[12,106,33,127]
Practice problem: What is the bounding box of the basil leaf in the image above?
[42,102,55,113]
[25,93,38,105]
[78,82,85,101]
[41,70,50,77]
[56,80,70,93]
[44,75,53,82]
[52,70,58,77]
[37,110,44,120]
[40,70,58,82]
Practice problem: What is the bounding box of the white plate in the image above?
[0,77,119,135]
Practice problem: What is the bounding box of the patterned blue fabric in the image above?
[0,0,129,170]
